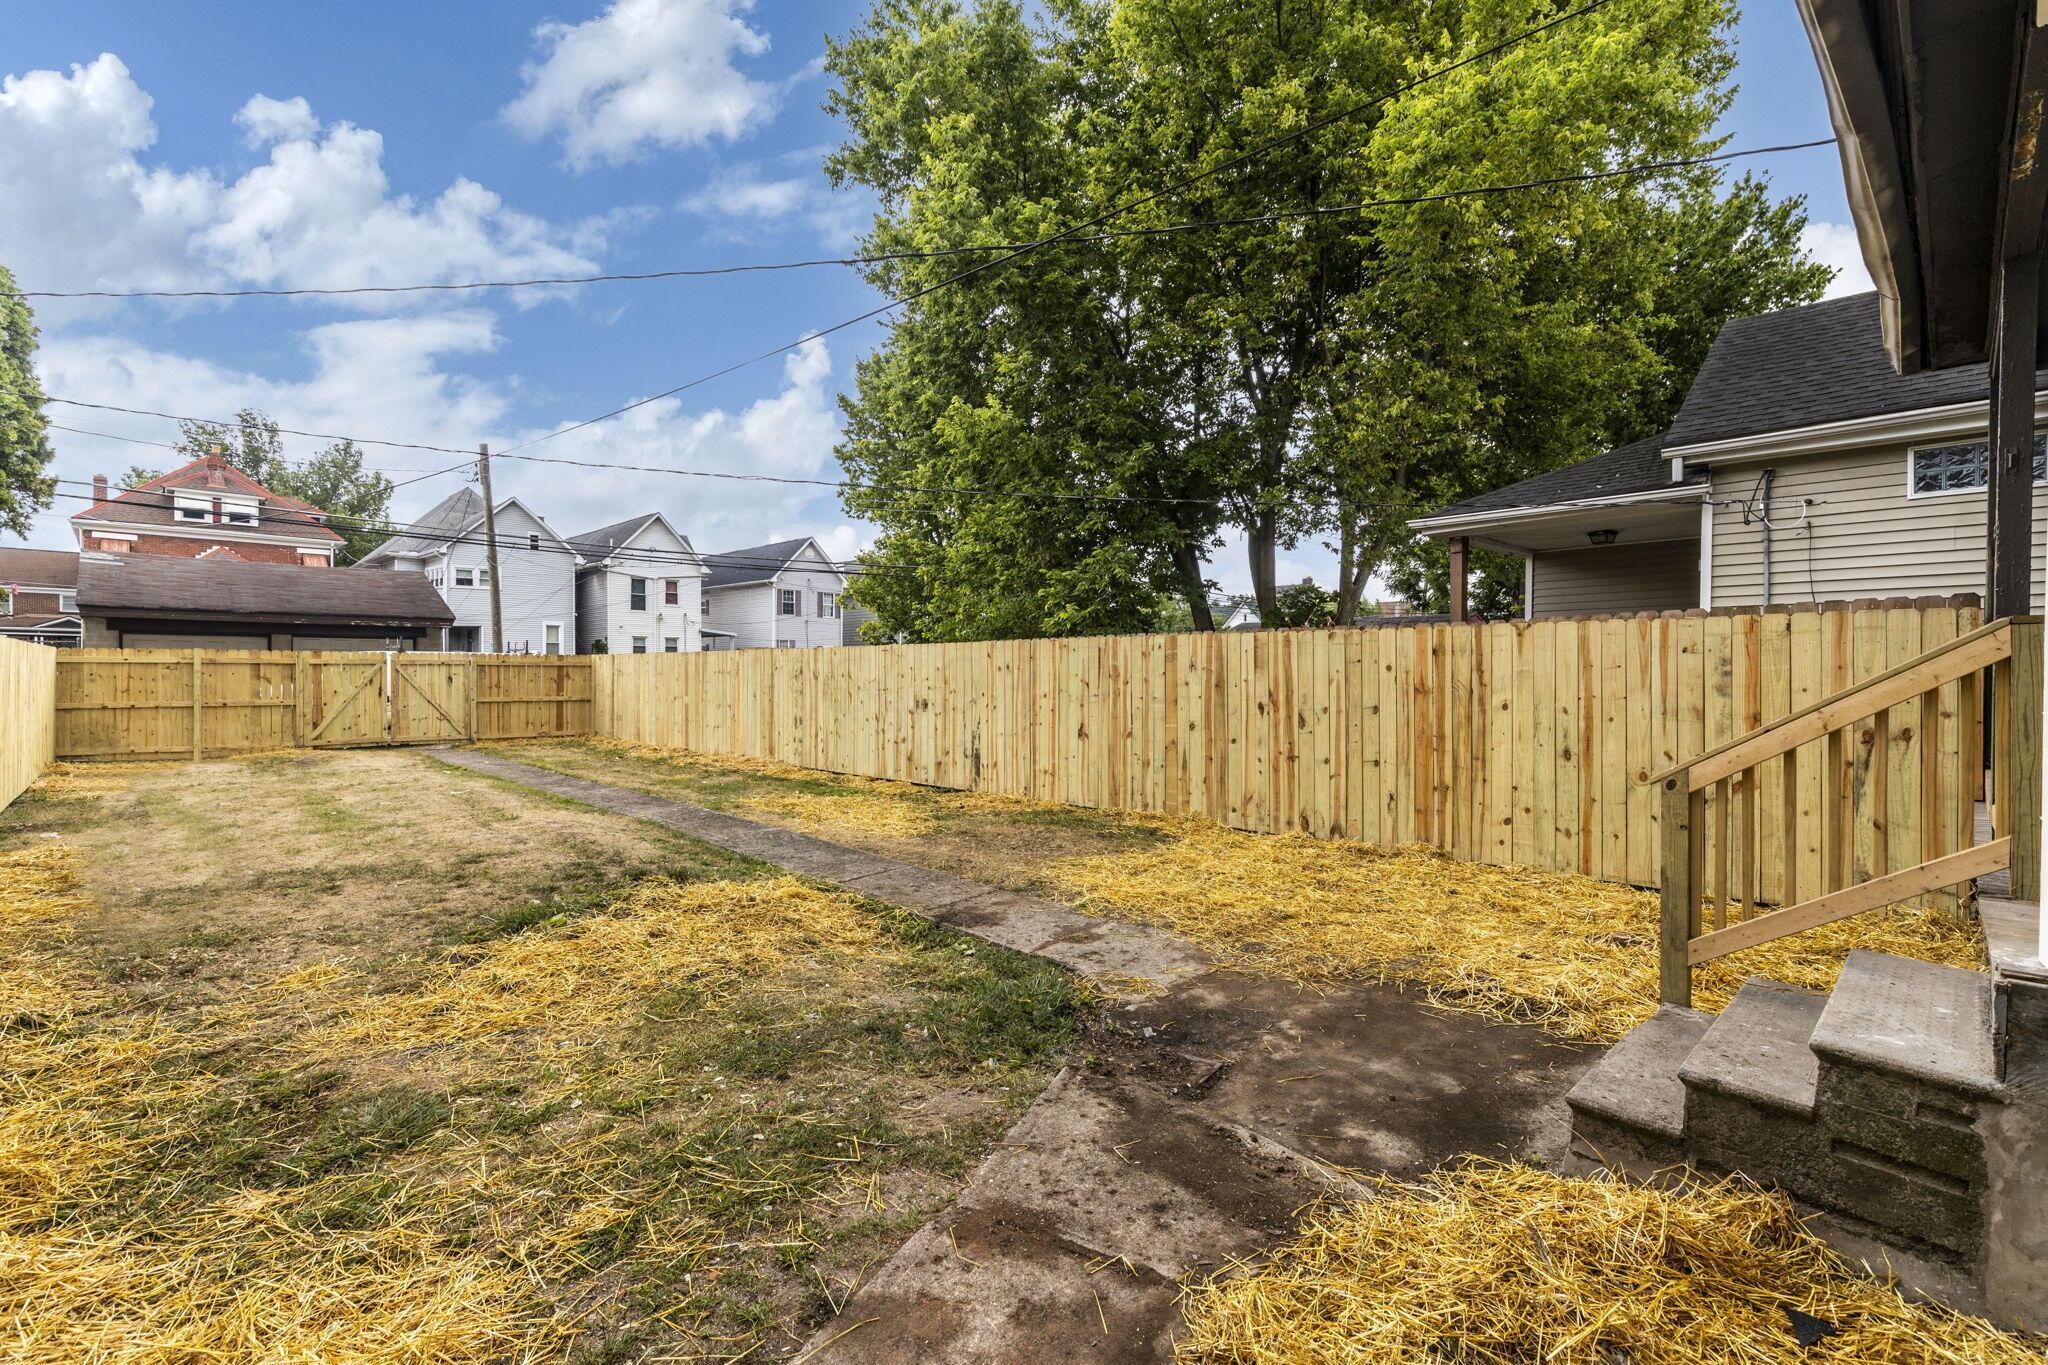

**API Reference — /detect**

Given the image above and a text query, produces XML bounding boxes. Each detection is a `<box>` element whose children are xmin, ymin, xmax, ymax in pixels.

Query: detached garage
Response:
<box><xmin>77</xmin><ymin>552</ymin><xmax>453</xmax><ymax>651</ymax></box>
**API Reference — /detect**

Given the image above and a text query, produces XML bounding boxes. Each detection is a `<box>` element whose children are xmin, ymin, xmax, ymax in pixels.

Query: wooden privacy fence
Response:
<box><xmin>596</xmin><ymin>599</ymin><xmax>2017</xmax><ymax>899</ymax></box>
<box><xmin>0</xmin><ymin>637</ymin><xmax>57</xmax><ymax>807</ymax></box>
<box><xmin>55</xmin><ymin>650</ymin><xmax>593</xmax><ymax>759</ymax></box>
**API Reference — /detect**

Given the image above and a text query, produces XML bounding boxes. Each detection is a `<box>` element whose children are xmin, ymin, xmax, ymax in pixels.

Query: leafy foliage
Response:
<box><xmin>0</xmin><ymin>264</ymin><xmax>55</xmax><ymax>538</ymax></box>
<box><xmin>825</xmin><ymin>0</ymin><xmax>1828</xmax><ymax>639</ymax></box>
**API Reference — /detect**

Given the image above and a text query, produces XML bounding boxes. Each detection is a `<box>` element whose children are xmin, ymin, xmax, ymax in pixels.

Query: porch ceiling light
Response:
<box><xmin>1587</xmin><ymin>529</ymin><xmax>1620</xmax><ymax>546</ymax></box>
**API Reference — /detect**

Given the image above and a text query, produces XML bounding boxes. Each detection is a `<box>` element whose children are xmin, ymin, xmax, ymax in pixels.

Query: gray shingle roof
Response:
<box><xmin>0</xmin><ymin>547</ymin><xmax>79</xmax><ymax>587</ymax></box>
<box><xmin>702</xmin><ymin>537</ymin><xmax>818</xmax><ymax>590</ymax></box>
<box><xmin>77</xmin><ymin>554</ymin><xmax>453</xmax><ymax>626</ymax></box>
<box><xmin>359</xmin><ymin>488</ymin><xmax>482</xmax><ymax>563</ymax></box>
<box><xmin>570</xmin><ymin>514</ymin><xmax>660</xmax><ymax>560</ymax></box>
<box><xmin>1665</xmin><ymin>291</ymin><xmax>2048</xmax><ymax>450</ymax></box>
<box><xmin>1419</xmin><ymin>433</ymin><xmax>1689</xmax><ymax>522</ymax></box>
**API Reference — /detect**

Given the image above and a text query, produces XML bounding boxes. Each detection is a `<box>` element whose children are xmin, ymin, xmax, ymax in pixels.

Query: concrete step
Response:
<box><xmin>1809</xmin><ymin>949</ymin><xmax>1997</xmax><ymax>1098</ymax></box>
<box><xmin>1804</xmin><ymin>951</ymin><xmax>1999</xmax><ymax>1257</ymax></box>
<box><xmin>1679</xmin><ymin>980</ymin><xmax>1827</xmax><ymax>1190</ymax></box>
<box><xmin>1564</xmin><ymin>1005</ymin><xmax>1709</xmax><ymax>1178</ymax></box>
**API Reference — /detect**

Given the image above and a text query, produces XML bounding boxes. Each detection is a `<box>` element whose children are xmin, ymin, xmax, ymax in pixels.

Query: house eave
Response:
<box><xmin>1665</xmin><ymin>392</ymin><xmax>2048</xmax><ymax>466</ymax></box>
<box><xmin>1409</xmin><ymin>485</ymin><xmax>1708</xmax><ymax>538</ymax></box>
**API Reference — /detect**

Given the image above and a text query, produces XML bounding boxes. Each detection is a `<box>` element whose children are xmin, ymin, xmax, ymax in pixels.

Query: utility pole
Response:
<box><xmin>477</xmin><ymin>443</ymin><xmax>504</xmax><ymax>653</ymax></box>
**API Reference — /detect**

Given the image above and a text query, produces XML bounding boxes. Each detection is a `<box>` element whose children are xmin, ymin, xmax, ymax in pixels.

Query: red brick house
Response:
<box><xmin>71</xmin><ymin>452</ymin><xmax>345</xmax><ymax>566</ymax></box>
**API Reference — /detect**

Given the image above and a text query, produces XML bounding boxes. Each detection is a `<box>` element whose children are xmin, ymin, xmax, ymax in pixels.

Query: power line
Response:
<box><xmin>499</xmin><ymin>0</ymin><xmax>1625</xmax><ymax>457</ymax></box>
<box><xmin>41</xmin><ymin>398</ymin><xmax>477</xmax><ymax>456</ymax></box>
<box><xmin>45</xmin><ymin>421</ymin><xmax>458</xmax><ymax>477</ymax></box>
<box><xmin>4</xmin><ymin>137</ymin><xmax>1833</xmax><ymax>302</ymax></box>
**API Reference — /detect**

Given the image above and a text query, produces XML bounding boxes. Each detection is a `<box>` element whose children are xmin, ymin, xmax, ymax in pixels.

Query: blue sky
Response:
<box><xmin>3</xmin><ymin>0</ymin><xmax>1869</xmax><ymax>593</ymax></box>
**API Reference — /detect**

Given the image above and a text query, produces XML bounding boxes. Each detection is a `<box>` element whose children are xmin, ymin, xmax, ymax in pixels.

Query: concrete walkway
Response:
<box><xmin>433</xmin><ymin>747</ymin><xmax>1591</xmax><ymax>1362</ymax></box>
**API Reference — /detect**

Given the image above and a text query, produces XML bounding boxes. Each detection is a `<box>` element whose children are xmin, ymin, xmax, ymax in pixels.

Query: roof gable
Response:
<box><xmin>702</xmin><ymin>536</ymin><xmax>837</xmax><ymax>590</ymax></box>
<box><xmin>73</xmin><ymin>454</ymin><xmax>344</xmax><ymax>543</ymax></box>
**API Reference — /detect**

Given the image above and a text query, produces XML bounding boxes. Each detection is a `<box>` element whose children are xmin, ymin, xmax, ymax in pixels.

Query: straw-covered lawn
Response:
<box><xmin>1174</xmin><ymin>1163</ymin><xmax>2043</xmax><ymax>1364</ymax></box>
<box><xmin>488</xmin><ymin>739</ymin><xmax>1986</xmax><ymax>1043</ymax></box>
<box><xmin>0</xmin><ymin>754</ymin><xmax>1085</xmax><ymax>1363</ymax></box>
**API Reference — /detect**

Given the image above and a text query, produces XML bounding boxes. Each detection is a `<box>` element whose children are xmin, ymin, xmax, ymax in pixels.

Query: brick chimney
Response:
<box><xmin>93</xmin><ymin>474</ymin><xmax>108</xmax><ymax>502</ymax></box>
<box><xmin>204</xmin><ymin>443</ymin><xmax>228</xmax><ymax>488</ymax></box>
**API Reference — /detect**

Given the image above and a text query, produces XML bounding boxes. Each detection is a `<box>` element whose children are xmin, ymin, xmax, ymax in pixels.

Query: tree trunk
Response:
<box><xmin>1246</xmin><ymin>510</ymin><xmax>1279</xmax><ymax>618</ymax></box>
<box><xmin>1170</xmin><ymin>542</ymin><xmax>1216</xmax><ymax>630</ymax></box>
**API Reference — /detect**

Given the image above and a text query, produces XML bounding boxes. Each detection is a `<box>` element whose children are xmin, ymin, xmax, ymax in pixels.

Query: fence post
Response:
<box><xmin>2012</xmin><ymin>620</ymin><xmax>2042</xmax><ymax>900</ymax></box>
<box><xmin>1660</xmin><ymin>772</ymin><xmax>1694</xmax><ymax>1006</ymax></box>
<box><xmin>190</xmin><ymin>649</ymin><xmax>204</xmax><ymax>761</ymax></box>
<box><xmin>467</xmin><ymin>656</ymin><xmax>479</xmax><ymax>742</ymax></box>
<box><xmin>293</xmin><ymin>655</ymin><xmax>308</xmax><ymax>749</ymax></box>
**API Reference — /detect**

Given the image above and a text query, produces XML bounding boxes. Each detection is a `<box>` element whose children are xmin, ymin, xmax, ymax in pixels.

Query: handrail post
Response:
<box><xmin>1660</xmin><ymin>772</ymin><xmax>1695</xmax><ymax>1006</ymax></box>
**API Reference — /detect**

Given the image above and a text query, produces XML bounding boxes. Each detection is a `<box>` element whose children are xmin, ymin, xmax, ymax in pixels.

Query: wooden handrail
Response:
<box><xmin>1643</xmin><ymin>616</ymin><xmax>2027</xmax><ymax>791</ymax></box>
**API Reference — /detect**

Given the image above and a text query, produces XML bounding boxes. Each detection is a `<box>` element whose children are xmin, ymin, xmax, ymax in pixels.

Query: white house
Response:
<box><xmin>357</xmin><ymin>488</ymin><xmax>577</xmax><ymax>654</ymax></box>
<box><xmin>571</xmin><ymin>513</ymin><xmax>707</xmax><ymax>654</ymax></box>
<box><xmin>700</xmin><ymin>537</ymin><xmax>850</xmax><ymax>649</ymax></box>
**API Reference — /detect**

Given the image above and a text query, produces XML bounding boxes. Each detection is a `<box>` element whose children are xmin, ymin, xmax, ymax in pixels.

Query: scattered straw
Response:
<box><xmin>27</xmin><ymin>762</ymin><xmax>158</xmax><ymax>801</ymax></box>
<box><xmin>314</xmin><ymin>875</ymin><xmax>886</xmax><ymax>1055</ymax></box>
<box><xmin>1174</xmin><ymin>1162</ymin><xmax>2042</xmax><ymax>1364</ymax></box>
<box><xmin>1044</xmin><ymin>822</ymin><xmax>1984</xmax><ymax>1043</ymax></box>
<box><xmin>739</xmin><ymin>791</ymin><xmax>941</xmax><ymax>839</ymax></box>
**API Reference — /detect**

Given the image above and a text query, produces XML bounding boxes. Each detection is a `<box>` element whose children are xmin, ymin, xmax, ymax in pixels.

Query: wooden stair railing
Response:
<box><xmin>1650</xmin><ymin>616</ymin><xmax>2041</xmax><ymax>1007</ymax></box>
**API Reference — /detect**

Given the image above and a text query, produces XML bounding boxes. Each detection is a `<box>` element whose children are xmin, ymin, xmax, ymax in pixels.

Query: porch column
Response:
<box><xmin>1988</xmin><ymin>4</ymin><xmax>2048</xmax><ymax>620</ymax></box>
<box><xmin>1448</xmin><ymin>536</ymin><xmax>1469</xmax><ymax>624</ymax></box>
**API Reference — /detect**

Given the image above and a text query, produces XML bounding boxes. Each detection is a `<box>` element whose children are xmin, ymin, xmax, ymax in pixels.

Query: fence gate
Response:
<box><xmin>299</xmin><ymin>654</ymin><xmax>472</xmax><ymax>747</ymax></box>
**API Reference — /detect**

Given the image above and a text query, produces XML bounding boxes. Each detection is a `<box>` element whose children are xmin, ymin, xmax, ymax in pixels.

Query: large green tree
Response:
<box><xmin>0</xmin><ymin>265</ymin><xmax>55</xmax><ymax>538</ymax></box>
<box><xmin>163</xmin><ymin>410</ymin><xmax>395</xmax><ymax>565</ymax></box>
<box><xmin>826</xmin><ymin>0</ymin><xmax>1827</xmax><ymax>640</ymax></box>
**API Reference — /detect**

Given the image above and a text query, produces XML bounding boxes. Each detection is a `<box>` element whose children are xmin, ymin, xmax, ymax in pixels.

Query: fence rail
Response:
<box><xmin>595</xmin><ymin>599</ymin><xmax>2022</xmax><ymax>898</ymax></box>
<box><xmin>54</xmin><ymin>649</ymin><xmax>592</xmax><ymax>759</ymax></box>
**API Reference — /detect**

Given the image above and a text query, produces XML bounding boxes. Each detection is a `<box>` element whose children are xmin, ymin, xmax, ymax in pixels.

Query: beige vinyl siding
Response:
<box><xmin>1707</xmin><ymin>443</ymin><xmax>2047</xmax><ymax>609</ymax></box>
<box><xmin>1528</xmin><ymin>539</ymin><xmax>1699</xmax><ymax>617</ymax></box>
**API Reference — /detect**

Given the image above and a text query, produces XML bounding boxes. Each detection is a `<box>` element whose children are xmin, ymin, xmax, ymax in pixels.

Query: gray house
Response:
<box><xmin>701</xmin><ymin>537</ymin><xmax>851</xmax><ymax>649</ymax></box>
<box><xmin>357</xmin><ymin>488</ymin><xmax>578</xmax><ymax>653</ymax></box>
<box><xmin>571</xmin><ymin>513</ymin><xmax>706</xmax><ymax>654</ymax></box>
<box><xmin>1411</xmin><ymin>292</ymin><xmax>2046</xmax><ymax>617</ymax></box>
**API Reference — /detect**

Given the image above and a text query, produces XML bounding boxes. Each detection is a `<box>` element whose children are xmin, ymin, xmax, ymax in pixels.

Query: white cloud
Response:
<box><xmin>235</xmin><ymin>93</ymin><xmax>317</xmax><ymax>147</ymax></box>
<box><xmin>680</xmin><ymin>163</ymin><xmax>868</xmax><ymax>245</ymax></box>
<box><xmin>504</xmin><ymin>0</ymin><xmax>779</xmax><ymax>169</ymax></box>
<box><xmin>27</xmin><ymin>329</ymin><xmax>861</xmax><ymax>562</ymax></box>
<box><xmin>0</xmin><ymin>55</ymin><xmax>600</xmax><ymax>315</ymax></box>
<box><xmin>1800</xmin><ymin>221</ymin><xmax>1875</xmax><ymax>299</ymax></box>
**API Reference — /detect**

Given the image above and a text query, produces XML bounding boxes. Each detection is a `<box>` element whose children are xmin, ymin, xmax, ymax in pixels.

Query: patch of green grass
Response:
<box><xmin>293</xmin><ymin>1083</ymin><xmax>453</xmax><ymax>1176</ymax></box>
<box><xmin>295</xmin><ymin>790</ymin><xmax>368</xmax><ymax>834</ymax></box>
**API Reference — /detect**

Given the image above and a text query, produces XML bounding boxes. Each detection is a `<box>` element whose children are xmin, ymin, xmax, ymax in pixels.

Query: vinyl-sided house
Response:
<box><xmin>0</xmin><ymin>547</ymin><xmax>81</xmax><ymax>646</ymax></box>
<box><xmin>72</xmin><ymin>452</ymin><xmax>345</xmax><ymax>566</ymax></box>
<box><xmin>1411</xmin><ymin>292</ymin><xmax>2046</xmax><ymax>616</ymax></box>
<box><xmin>700</xmin><ymin>538</ymin><xmax>850</xmax><ymax>649</ymax></box>
<box><xmin>357</xmin><ymin>489</ymin><xmax>577</xmax><ymax>654</ymax></box>
<box><xmin>571</xmin><ymin>513</ymin><xmax>707</xmax><ymax>654</ymax></box>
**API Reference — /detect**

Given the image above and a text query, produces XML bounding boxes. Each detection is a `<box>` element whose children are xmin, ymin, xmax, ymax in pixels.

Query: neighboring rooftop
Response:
<box><xmin>1664</xmin><ymin>291</ymin><xmax>2048</xmax><ymax>450</ymax></box>
<box><xmin>77</xmin><ymin>553</ymin><xmax>453</xmax><ymax>626</ymax></box>
<box><xmin>0</xmin><ymin>547</ymin><xmax>80</xmax><ymax>587</ymax></box>
<box><xmin>571</xmin><ymin>514</ymin><xmax>663</xmax><ymax>560</ymax></box>
<box><xmin>1417</xmin><ymin>433</ymin><xmax>1687</xmax><ymax>524</ymax></box>
<box><xmin>703</xmin><ymin>537</ymin><xmax>825</xmax><ymax>590</ymax></box>
<box><xmin>72</xmin><ymin>454</ymin><xmax>344</xmax><ymax>543</ymax></box>
<box><xmin>357</xmin><ymin>488</ymin><xmax>483</xmax><ymax>563</ymax></box>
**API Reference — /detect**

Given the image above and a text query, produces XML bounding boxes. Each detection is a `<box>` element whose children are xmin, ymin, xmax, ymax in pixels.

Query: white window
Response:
<box><xmin>1909</xmin><ymin>436</ymin><xmax>2048</xmax><ymax>495</ymax></box>
<box><xmin>177</xmin><ymin>505</ymin><xmax>209</xmax><ymax>522</ymax></box>
<box><xmin>778</xmin><ymin>588</ymin><xmax>799</xmax><ymax>615</ymax></box>
<box><xmin>702</xmin><ymin>596</ymin><xmax>712</xmax><ymax>617</ymax></box>
<box><xmin>0</xmin><ymin>587</ymin><xmax>11</xmax><ymax>615</ymax></box>
<box><xmin>528</xmin><ymin>533</ymin><xmax>540</xmax><ymax>551</ymax></box>
<box><xmin>777</xmin><ymin>640</ymin><xmax>799</xmax><ymax>648</ymax></box>
<box><xmin>543</xmin><ymin>623</ymin><xmax>562</xmax><ymax>656</ymax></box>
<box><xmin>664</xmin><ymin>579</ymin><xmax>679</xmax><ymax>606</ymax></box>
<box><xmin>663</xmin><ymin>636</ymin><xmax>680</xmax><ymax>653</ymax></box>
<box><xmin>454</xmin><ymin>567</ymin><xmax>475</xmax><ymax>587</ymax></box>
<box><xmin>629</xmin><ymin>578</ymin><xmax>648</xmax><ymax>611</ymax></box>
<box><xmin>631</xmin><ymin>636</ymin><xmax>648</xmax><ymax>654</ymax></box>
<box><xmin>817</xmin><ymin>591</ymin><xmax>839</xmax><ymax>619</ymax></box>
<box><xmin>222</xmin><ymin>507</ymin><xmax>256</xmax><ymax>526</ymax></box>
<box><xmin>58</xmin><ymin>591</ymin><xmax>75</xmax><ymax>612</ymax></box>
<box><xmin>478</xmin><ymin>567</ymin><xmax>492</xmax><ymax>586</ymax></box>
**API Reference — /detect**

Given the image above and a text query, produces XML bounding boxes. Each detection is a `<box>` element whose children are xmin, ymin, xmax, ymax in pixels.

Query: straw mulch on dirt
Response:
<box><xmin>1174</xmin><ymin>1162</ymin><xmax>2042</xmax><ymax>1364</ymax></box>
<box><xmin>1044</xmin><ymin>822</ymin><xmax>1985</xmax><ymax>1043</ymax></box>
